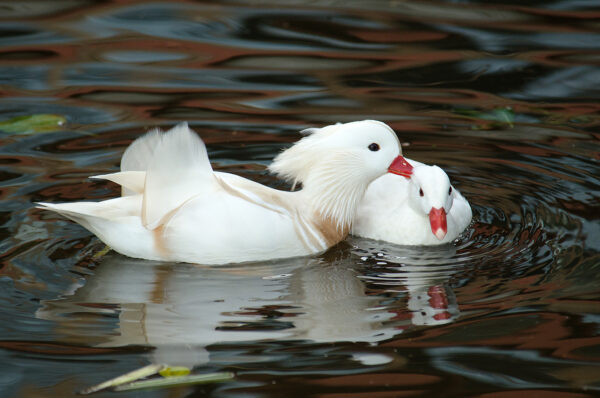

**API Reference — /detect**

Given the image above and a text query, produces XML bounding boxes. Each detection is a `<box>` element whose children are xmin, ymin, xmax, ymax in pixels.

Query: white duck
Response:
<box><xmin>353</xmin><ymin>158</ymin><xmax>472</xmax><ymax>245</ymax></box>
<box><xmin>271</xmin><ymin>150</ymin><xmax>471</xmax><ymax>246</ymax></box>
<box><xmin>38</xmin><ymin>120</ymin><xmax>405</xmax><ymax>265</ymax></box>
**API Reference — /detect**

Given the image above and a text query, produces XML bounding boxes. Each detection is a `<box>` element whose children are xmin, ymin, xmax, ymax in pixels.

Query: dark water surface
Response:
<box><xmin>1</xmin><ymin>1</ymin><xmax>599</xmax><ymax>397</ymax></box>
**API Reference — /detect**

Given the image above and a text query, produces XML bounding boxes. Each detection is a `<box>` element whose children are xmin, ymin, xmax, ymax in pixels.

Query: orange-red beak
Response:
<box><xmin>429</xmin><ymin>207</ymin><xmax>447</xmax><ymax>240</ymax></box>
<box><xmin>388</xmin><ymin>155</ymin><xmax>413</xmax><ymax>178</ymax></box>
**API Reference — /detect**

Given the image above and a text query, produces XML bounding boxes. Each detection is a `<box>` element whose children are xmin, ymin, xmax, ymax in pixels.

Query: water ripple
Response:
<box><xmin>0</xmin><ymin>1</ymin><xmax>599</xmax><ymax>396</ymax></box>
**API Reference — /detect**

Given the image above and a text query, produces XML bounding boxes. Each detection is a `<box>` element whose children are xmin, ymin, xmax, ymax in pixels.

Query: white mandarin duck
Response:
<box><xmin>352</xmin><ymin>158</ymin><xmax>472</xmax><ymax>245</ymax></box>
<box><xmin>38</xmin><ymin>120</ymin><xmax>406</xmax><ymax>265</ymax></box>
<box><xmin>271</xmin><ymin>148</ymin><xmax>471</xmax><ymax>246</ymax></box>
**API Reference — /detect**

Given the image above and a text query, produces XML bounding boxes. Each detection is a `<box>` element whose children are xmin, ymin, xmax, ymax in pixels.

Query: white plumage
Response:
<box><xmin>271</xmin><ymin>150</ymin><xmax>472</xmax><ymax>245</ymax></box>
<box><xmin>352</xmin><ymin>158</ymin><xmax>472</xmax><ymax>245</ymax></box>
<box><xmin>38</xmin><ymin>120</ymin><xmax>404</xmax><ymax>264</ymax></box>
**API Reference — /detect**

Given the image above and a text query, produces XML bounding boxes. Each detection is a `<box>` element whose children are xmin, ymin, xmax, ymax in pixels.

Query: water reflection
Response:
<box><xmin>36</xmin><ymin>253</ymin><xmax>380</xmax><ymax>367</ymax></box>
<box><xmin>352</xmin><ymin>239</ymin><xmax>461</xmax><ymax>327</ymax></box>
<box><xmin>1</xmin><ymin>0</ymin><xmax>598</xmax><ymax>129</ymax></box>
<box><xmin>36</xmin><ymin>245</ymin><xmax>463</xmax><ymax>368</ymax></box>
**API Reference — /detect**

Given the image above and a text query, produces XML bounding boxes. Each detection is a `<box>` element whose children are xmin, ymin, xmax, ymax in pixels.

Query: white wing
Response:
<box><xmin>139</xmin><ymin>123</ymin><xmax>216</xmax><ymax>230</ymax></box>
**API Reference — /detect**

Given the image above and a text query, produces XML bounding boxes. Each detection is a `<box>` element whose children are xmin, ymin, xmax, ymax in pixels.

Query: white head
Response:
<box><xmin>387</xmin><ymin>158</ymin><xmax>455</xmax><ymax>240</ymax></box>
<box><xmin>270</xmin><ymin>120</ymin><xmax>404</xmax><ymax>229</ymax></box>
<box><xmin>407</xmin><ymin>165</ymin><xmax>455</xmax><ymax>240</ymax></box>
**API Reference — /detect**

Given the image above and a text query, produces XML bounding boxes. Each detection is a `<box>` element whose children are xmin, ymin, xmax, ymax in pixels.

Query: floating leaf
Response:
<box><xmin>91</xmin><ymin>245</ymin><xmax>112</xmax><ymax>261</ymax></box>
<box><xmin>0</xmin><ymin>114</ymin><xmax>67</xmax><ymax>134</ymax></box>
<box><xmin>454</xmin><ymin>107</ymin><xmax>515</xmax><ymax>129</ymax></box>
<box><xmin>159</xmin><ymin>366</ymin><xmax>191</xmax><ymax>377</ymax></box>
<box><xmin>113</xmin><ymin>372</ymin><xmax>235</xmax><ymax>392</ymax></box>
<box><xmin>78</xmin><ymin>364</ymin><xmax>164</xmax><ymax>395</ymax></box>
<box><xmin>488</xmin><ymin>108</ymin><xmax>515</xmax><ymax>127</ymax></box>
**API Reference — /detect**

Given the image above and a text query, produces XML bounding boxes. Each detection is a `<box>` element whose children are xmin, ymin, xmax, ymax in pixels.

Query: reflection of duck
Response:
<box><xmin>38</xmin><ymin>121</ymin><xmax>404</xmax><ymax>264</ymax></box>
<box><xmin>286</xmin><ymin>259</ymin><xmax>397</xmax><ymax>343</ymax></box>
<box><xmin>37</xmin><ymin>242</ymin><xmax>461</xmax><ymax>370</ymax></box>
<box><xmin>350</xmin><ymin>239</ymin><xmax>460</xmax><ymax>328</ymax></box>
<box><xmin>404</xmin><ymin>277</ymin><xmax>458</xmax><ymax>327</ymax></box>
<box><xmin>36</xmin><ymin>252</ymin><xmax>399</xmax><ymax>367</ymax></box>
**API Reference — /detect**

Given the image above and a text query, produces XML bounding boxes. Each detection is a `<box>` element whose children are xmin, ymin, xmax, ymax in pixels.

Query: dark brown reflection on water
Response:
<box><xmin>0</xmin><ymin>1</ymin><xmax>599</xmax><ymax>397</ymax></box>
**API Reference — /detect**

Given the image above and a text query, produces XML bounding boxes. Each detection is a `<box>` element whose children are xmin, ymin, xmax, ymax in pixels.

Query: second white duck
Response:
<box><xmin>38</xmin><ymin>120</ymin><xmax>405</xmax><ymax>264</ymax></box>
<box><xmin>353</xmin><ymin>158</ymin><xmax>472</xmax><ymax>245</ymax></box>
<box><xmin>351</xmin><ymin>158</ymin><xmax>472</xmax><ymax>245</ymax></box>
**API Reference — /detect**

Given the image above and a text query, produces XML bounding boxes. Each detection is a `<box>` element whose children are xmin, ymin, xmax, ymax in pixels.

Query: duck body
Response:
<box><xmin>47</xmin><ymin>180</ymin><xmax>312</xmax><ymax>264</ymax></box>
<box><xmin>39</xmin><ymin>121</ymin><xmax>403</xmax><ymax>264</ymax></box>
<box><xmin>353</xmin><ymin>159</ymin><xmax>472</xmax><ymax>245</ymax></box>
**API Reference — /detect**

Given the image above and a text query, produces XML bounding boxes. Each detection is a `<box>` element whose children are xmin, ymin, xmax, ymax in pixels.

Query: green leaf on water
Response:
<box><xmin>159</xmin><ymin>366</ymin><xmax>191</xmax><ymax>377</ymax></box>
<box><xmin>454</xmin><ymin>107</ymin><xmax>515</xmax><ymax>129</ymax></box>
<box><xmin>0</xmin><ymin>114</ymin><xmax>67</xmax><ymax>134</ymax></box>
<box><xmin>113</xmin><ymin>372</ymin><xmax>235</xmax><ymax>392</ymax></box>
<box><xmin>488</xmin><ymin>108</ymin><xmax>515</xmax><ymax>127</ymax></box>
<box><xmin>91</xmin><ymin>245</ymin><xmax>112</xmax><ymax>261</ymax></box>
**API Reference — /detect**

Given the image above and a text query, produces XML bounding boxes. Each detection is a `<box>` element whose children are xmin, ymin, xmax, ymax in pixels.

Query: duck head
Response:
<box><xmin>410</xmin><ymin>165</ymin><xmax>455</xmax><ymax>240</ymax></box>
<box><xmin>271</xmin><ymin>120</ymin><xmax>402</xmax><ymax>185</ymax></box>
<box><xmin>270</xmin><ymin>120</ymin><xmax>403</xmax><ymax>229</ymax></box>
<box><xmin>390</xmin><ymin>160</ymin><xmax>455</xmax><ymax>240</ymax></box>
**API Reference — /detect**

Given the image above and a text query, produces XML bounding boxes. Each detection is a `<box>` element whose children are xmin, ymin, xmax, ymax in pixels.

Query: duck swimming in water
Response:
<box><xmin>38</xmin><ymin>120</ymin><xmax>406</xmax><ymax>264</ymax></box>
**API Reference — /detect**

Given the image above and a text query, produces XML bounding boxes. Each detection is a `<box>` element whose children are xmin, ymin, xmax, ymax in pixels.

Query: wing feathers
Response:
<box><xmin>121</xmin><ymin>127</ymin><xmax>162</xmax><ymax>173</ymax></box>
<box><xmin>141</xmin><ymin>123</ymin><xmax>215</xmax><ymax>230</ymax></box>
<box><xmin>91</xmin><ymin>171</ymin><xmax>145</xmax><ymax>196</ymax></box>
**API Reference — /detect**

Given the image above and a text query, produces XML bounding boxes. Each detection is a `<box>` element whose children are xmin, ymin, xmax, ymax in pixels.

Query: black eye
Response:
<box><xmin>368</xmin><ymin>143</ymin><xmax>380</xmax><ymax>151</ymax></box>
<box><xmin>419</xmin><ymin>188</ymin><xmax>424</xmax><ymax>197</ymax></box>
<box><xmin>448</xmin><ymin>186</ymin><xmax>452</xmax><ymax>195</ymax></box>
